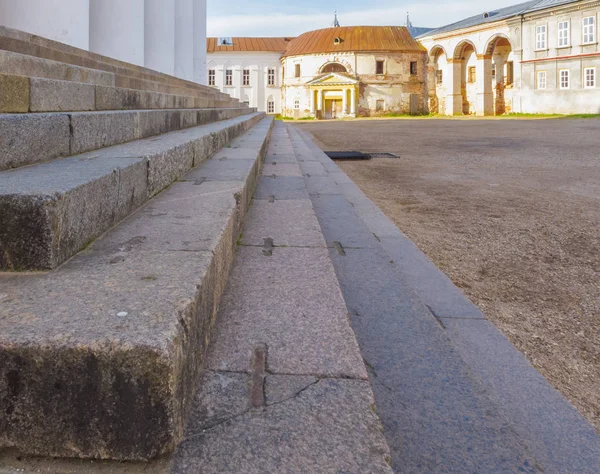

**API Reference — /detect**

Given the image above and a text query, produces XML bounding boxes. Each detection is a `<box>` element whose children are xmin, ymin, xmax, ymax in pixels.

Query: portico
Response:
<box><xmin>307</xmin><ymin>73</ymin><xmax>358</xmax><ymax>119</ymax></box>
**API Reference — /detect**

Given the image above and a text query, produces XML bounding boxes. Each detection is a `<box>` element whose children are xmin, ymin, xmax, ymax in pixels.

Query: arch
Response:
<box><xmin>453</xmin><ymin>40</ymin><xmax>477</xmax><ymax>59</ymax></box>
<box><xmin>429</xmin><ymin>44</ymin><xmax>448</xmax><ymax>60</ymax></box>
<box><xmin>320</xmin><ymin>62</ymin><xmax>347</xmax><ymax>73</ymax></box>
<box><xmin>207</xmin><ymin>60</ymin><xmax>216</xmax><ymax>69</ymax></box>
<box><xmin>484</xmin><ymin>34</ymin><xmax>513</xmax><ymax>56</ymax></box>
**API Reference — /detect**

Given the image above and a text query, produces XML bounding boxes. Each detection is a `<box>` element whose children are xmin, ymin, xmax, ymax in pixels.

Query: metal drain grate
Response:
<box><xmin>368</xmin><ymin>152</ymin><xmax>400</xmax><ymax>159</ymax></box>
<box><xmin>325</xmin><ymin>151</ymin><xmax>371</xmax><ymax>160</ymax></box>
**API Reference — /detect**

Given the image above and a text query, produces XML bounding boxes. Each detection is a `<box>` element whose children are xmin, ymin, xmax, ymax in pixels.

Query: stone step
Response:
<box><xmin>0</xmin><ymin>73</ymin><xmax>239</xmax><ymax>114</ymax></box>
<box><xmin>0</xmin><ymin>107</ymin><xmax>255</xmax><ymax>171</ymax></box>
<box><xmin>0</xmin><ymin>26</ymin><xmax>230</xmax><ymax>101</ymax></box>
<box><xmin>0</xmin><ymin>49</ymin><xmax>233</xmax><ymax>104</ymax></box>
<box><xmin>0</xmin><ymin>116</ymin><xmax>274</xmax><ymax>462</ymax></box>
<box><xmin>0</xmin><ymin>112</ymin><xmax>265</xmax><ymax>271</ymax></box>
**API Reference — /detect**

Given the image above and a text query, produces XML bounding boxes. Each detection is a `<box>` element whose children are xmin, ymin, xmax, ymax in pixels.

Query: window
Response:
<box><xmin>584</xmin><ymin>67</ymin><xmax>596</xmax><ymax>88</ymax></box>
<box><xmin>242</xmin><ymin>69</ymin><xmax>250</xmax><ymax>86</ymax></box>
<box><xmin>295</xmin><ymin>64</ymin><xmax>301</xmax><ymax>78</ymax></box>
<box><xmin>536</xmin><ymin>25</ymin><xmax>547</xmax><ymax>50</ymax></box>
<box><xmin>294</xmin><ymin>99</ymin><xmax>300</xmax><ymax>110</ymax></box>
<box><xmin>322</xmin><ymin>62</ymin><xmax>347</xmax><ymax>73</ymax></box>
<box><xmin>436</xmin><ymin>69</ymin><xmax>443</xmax><ymax>84</ymax></box>
<box><xmin>583</xmin><ymin>16</ymin><xmax>596</xmax><ymax>44</ymax></box>
<box><xmin>208</xmin><ymin>69</ymin><xmax>215</xmax><ymax>86</ymax></box>
<box><xmin>242</xmin><ymin>101</ymin><xmax>250</xmax><ymax>106</ymax></box>
<box><xmin>410</xmin><ymin>61</ymin><xmax>418</xmax><ymax>75</ymax></box>
<box><xmin>559</xmin><ymin>69</ymin><xmax>570</xmax><ymax>89</ymax></box>
<box><xmin>468</xmin><ymin>66</ymin><xmax>476</xmax><ymax>83</ymax></box>
<box><xmin>558</xmin><ymin>21</ymin><xmax>570</xmax><ymax>47</ymax></box>
<box><xmin>506</xmin><ymin>61</ymin><xmax>514</xmax><ymax>85</ymax></box>
<box><xmin>268</xmin><ymin>68</ymin><xmax>276</xmax><ymax>86</ymax></box>
<box><xmin>267</xmin><ymin>100</ymin><xmax>275</xmax><ymax>114</ymax></box>
<box><xmin>376</xmin><ymin>100</ymin><xmax>385</xmax><ymax>112</ymax></box>
<box><xmin>225</xmin><ymin>69</ymin><xmax>233</xmax><ymax>86</ymax></box>
<box><xmin>537</xmin><ymin>71</ymin><xmax>547</xmax><ymax>89</ymax></box>
<box><xmin>376</xmin><ymin>60</ymin><xmax>384</xmax><ymax>75</ymax></box>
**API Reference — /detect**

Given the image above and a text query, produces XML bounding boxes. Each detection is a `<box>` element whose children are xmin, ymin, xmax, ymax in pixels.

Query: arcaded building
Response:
<box><xmin>419</xmin><ymin>0</ymin><xmax>600</xmax><ymax>115</ymax></box>
<box><xmin>280</xmin><ymin>26</ymin><xmax>428</xmax><ymax>118</ymax></box>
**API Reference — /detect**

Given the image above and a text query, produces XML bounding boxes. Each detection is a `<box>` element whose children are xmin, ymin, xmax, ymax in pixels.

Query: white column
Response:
<box><xmin>0</xmin><ymin>0</ymin><xmax>89</xmax><ymax>50</ymax></box>
<box><xmin>445</xmin><ymin>59</ymin><xmax>463</xmax><ymax>115</ymax></box>
<box><xmin>175</xmin><ymin>0</ymin><xmax>194</xmax><ymax>80</ymax></box>
<box><xmin>145</xmin><ymin>0</ymin><xmax>175</xmax><ymax>75</ymax></box>
<box><xmin>89</xmin><ymin>0</ymin><xmax>144</xmax><ymax>66</ymax></box>
<box><xmin>317</xmin><ymin>90</ymin><xmax>323</xmax><ymax>111</ymax></box>
<box><xmin>475</xmin><ymin>55</ymin><xmax>494</xmax><ymax>116</ymax></box>
<box><xmin>350</xmin><ymin>88</ymin><xmax>356</xmax><ymax>115</ymax></box>
<box><xmin>342</xmin><ymin>89</ymin><xmax>348</xmax><ymax>115</ymax></box>
<box><xmin>193</xmin><ymin>0</ymin><xmax>207</xmax><ymax>84</ymax></box>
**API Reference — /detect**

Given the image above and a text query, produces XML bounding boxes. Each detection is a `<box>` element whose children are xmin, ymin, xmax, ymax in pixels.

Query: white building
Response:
<box><xmin>206</xmin><ymin>37</ymin><xmax>291</xmax><ymax>113</ymax></box>
<box><xmin>207</xmin><ymin>27</ymin><xmax>428</xmax><ymax>118</ymax></box>
<box><xmin>0</xmin><ymin>0</ymin><xmax>208</xmax><ymax>83</ymax></box>
<box><xmin>418</xmin><ymin>0</ymin><xmax>600</xmax><ymax>115</ymax></box>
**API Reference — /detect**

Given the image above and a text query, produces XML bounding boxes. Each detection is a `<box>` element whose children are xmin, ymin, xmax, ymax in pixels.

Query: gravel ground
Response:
<box><xmin>297</xmin><ymin>117</ymin><xmax>600</xmax><ymax>432</ymax></box>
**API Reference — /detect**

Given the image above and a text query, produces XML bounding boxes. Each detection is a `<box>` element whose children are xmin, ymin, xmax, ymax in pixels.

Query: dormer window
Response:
<box><xmin>218</xmin><ymin>37</ymin><xmax>233</xmax><ymax>46</ymax></box>
<box><xmin>334</xmin><ymin>37</ymin><xmax>342</xmax><ymax>45</ymax></box>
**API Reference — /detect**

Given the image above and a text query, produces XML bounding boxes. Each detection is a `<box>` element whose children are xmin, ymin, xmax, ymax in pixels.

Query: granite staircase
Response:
<box><xmin>0</xmin><ymin>26</ymin><xmax>274</xmax><ymax>461</ymax></box>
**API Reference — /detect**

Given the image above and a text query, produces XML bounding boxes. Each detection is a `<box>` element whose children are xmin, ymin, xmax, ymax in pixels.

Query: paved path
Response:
<box><xmin>171</xmin><ymin>121</ymin><xmax>392</xmax><ymax>473</ymax></box>
<box><xmin>290</xmin><ymin>124</ymin><xmax>600</xmax><ymax>473</ymax></box>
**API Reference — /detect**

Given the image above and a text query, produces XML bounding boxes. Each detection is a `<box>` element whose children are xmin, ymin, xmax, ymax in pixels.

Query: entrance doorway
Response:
<box><xmin>324</xmin><ymin>99</ymin><xmax>342</xmax><ymax>119</ymax></box>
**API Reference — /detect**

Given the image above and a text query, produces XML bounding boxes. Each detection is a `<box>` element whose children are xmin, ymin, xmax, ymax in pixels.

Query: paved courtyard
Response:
<box><xmin>298</xmin><ymin>117</ymin><xmax>600</xmax><ymax>432</ymax></box>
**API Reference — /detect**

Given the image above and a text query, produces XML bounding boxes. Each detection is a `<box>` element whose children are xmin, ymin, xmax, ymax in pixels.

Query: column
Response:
<box><xmin>445</xmin><ymin>59</ymin><xmax>463</xmax><ymax>115</ymax></box>
<box><xmin>342</xmin><ymin>89</ymin><xmax>348</xmax><ymax>115</ymax></box>
<box><xmin>175</xmin><ymin>0</ymin><xmax>194</xmax><ymax>80</ymax></box>
<box><xmin>475</xmin><ymin>55</ymin><xmax>494</xmax><ymax>116</ymax></box>
<box><xmin>251</xmin><ymin>67</ymin><xmax>261</xmax><ymax>109</ymax></box>
<box><xmin>310</xmin><ymin>90</ymin><xmax>315</xmax><ymax>114</ymax></box>
<box><xmin>0</xmin><ymin>0</ymin><xmax>89</xmax><ymax>50</ymax></box>
<box><xmin>193</xmin><ymin>0</ymin><xmax>207</xmax><ymax>84</ymax></box>
<box><xmin>145</xmin><ymin>0</ymin><xmax>175</xmax><ymax>76</ymax></box>
<box><xmin>350</xmin><ymin>88</ymin><xmax>356</xmax><ymax>115</ymax></box>
<box><xmin>317</xmin><ymin>89</ymin><xmax>324</xmax><ymax>111</ymax></box>
<box><xmin>89</xmin><ymin>0</ymin><xmax>144</xmax><ymax>66</ymax></box>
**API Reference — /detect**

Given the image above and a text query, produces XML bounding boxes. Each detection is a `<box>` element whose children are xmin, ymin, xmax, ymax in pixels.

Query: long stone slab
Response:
<box><xmin>0</xmin><ymin>107</ymin><xmax>254</xmax><ymax>171</ymax></box>
<box><xmin>0</xmin><ymin>112</ymin><xmax>265</xmax><ymax>271</ymax></box>
<box><xmin>0</xmin><ymin>116</ymin><xmax>274</xmax><ymax>461</ymax></box>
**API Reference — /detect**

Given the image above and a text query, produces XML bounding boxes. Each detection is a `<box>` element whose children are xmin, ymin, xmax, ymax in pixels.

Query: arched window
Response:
<box><xmin>322</xmin><ymin>62</ymin><xmax>347</xmax><ymax>73</ymax></box>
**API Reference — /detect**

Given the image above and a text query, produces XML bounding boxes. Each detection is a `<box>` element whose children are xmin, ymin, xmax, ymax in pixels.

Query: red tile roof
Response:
<box><xmin>282</xmin><ymin>26</ymin><xmax>426</xmax><ymax>58</ymax></box>
<box><xmin>207</xmin><ymin>37</ymin><xmax>293</xmax><ymax>53</ymax></box>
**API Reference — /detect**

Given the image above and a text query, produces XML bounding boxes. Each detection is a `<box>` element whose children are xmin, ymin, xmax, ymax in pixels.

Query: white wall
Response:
<box><xmin>207</xmin><ymin>52</ymin><xmax>283</xmax><ymax>112</ymax></box>
<box><xmin>0</xmin><ymin>0</ymin><xmax>90</xmax><ymax>50</ymax></box>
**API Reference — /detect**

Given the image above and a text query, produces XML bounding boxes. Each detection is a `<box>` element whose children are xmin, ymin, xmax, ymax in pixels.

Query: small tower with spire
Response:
<box><xmin>406</xmin><ymin>12</ymin><xmax>413</xmax><ymax>29</ymax></box>
<box><xmin>332</xmin><ymin>11</ymin><xmax>340</xmax><ymax>28</ymax></box>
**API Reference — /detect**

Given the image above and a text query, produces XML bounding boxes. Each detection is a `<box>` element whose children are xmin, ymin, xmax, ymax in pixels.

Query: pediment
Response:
<box><xmin>306</xmin><ymin>72</ymin><xmax>359</xmax><ymax>86</ymax></box>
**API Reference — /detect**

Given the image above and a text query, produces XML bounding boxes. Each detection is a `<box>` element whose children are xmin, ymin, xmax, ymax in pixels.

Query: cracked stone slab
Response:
<box><xmin>173</xmin><ymin>377</ymin><xmax>393</xmax><ymax>474</ymax></box>
<box><xmin>207</xmin><ymin>246</ymin><xmax>367</xmax><ymax>379</ymax></box>
<box><xmin>240</xmin><ymin>199</ymin><xmax>326</xmax><ymax>247</ymax></box>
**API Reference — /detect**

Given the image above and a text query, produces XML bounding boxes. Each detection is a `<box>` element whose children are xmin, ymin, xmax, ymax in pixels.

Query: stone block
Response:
<box><xmin>0</xmin><ymin>73</ymin><xmax>29</xmax><ymax>112</ymax></box>
<box><xmin>207</xmin><ymin>247</ymin><xmax>367</xmax><ymax>379</ymax></box>
<box><xmin>0</xmin><ymin>156</ymin><xmax>148</xmax><ymax>271</ymax></box>
<box><xmin>70</xmin><ymin>110</ymin><xmax>137</xmax><ymax>155</ymax></box>
<box><xmin>173</xmin><ymin>376</ymin><xmax>392</xmax><ymax>473</ymax></box>
<box><xmin>254</xmin><ymin>176</ymin><xmax>309</xmax><ymax>200</ymax></box>
<box><xmin>29</xmin><ymin>78</ymin><xmax>95</xmax><ymax>112</ymax></box>
<box><xmin>0</xmin><ymin>50</ymin><xmax>115</xmax><ymax>86</ymax></box>
<box><xmin>0</xmin><ymin>113</ymin><xmax>70</xmax><ymax>171</ymax></box>
<box><xmin>241</xmin><ymin>199</ymin><xmax>326</xmax><ymax>248</ymax></box>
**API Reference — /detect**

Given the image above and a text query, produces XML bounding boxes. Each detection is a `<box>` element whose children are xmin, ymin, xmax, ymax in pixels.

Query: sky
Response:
<box><xmin>207</xmin><ymin>0</ymin><xmax>524</xmax><ymax>37</ymax></box>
